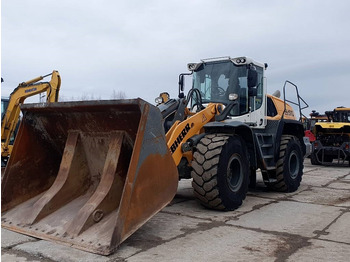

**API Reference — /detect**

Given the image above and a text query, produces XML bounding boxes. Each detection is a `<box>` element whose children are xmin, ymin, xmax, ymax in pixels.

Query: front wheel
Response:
<box><xmin>265</xmin><ymin>135</ymin><xmax>304</xmax><ymax>192</ymax></box>
<box><xmin>191</xmin><ymin>134</ymin><xmax>250</xmax><ymax>211</ymax></box>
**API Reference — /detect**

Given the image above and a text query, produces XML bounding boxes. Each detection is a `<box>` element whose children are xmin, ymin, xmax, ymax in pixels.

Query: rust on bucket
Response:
<box><xmin>1</xmin><ymin>99</ymin><xmax>178</xmax><ymax>255</ymax></box>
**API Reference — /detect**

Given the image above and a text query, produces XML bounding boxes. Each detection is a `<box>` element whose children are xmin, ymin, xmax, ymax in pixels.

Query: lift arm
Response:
<box><xmin>166</xmin><ymin>103</ymin><xmax>222</xmax><ymax>166</ymax></box>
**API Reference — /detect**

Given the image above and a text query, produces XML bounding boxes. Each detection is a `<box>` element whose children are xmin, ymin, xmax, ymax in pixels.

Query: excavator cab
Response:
<box><xmin>1</xmin><ymin>97</ymin><xmax>10</xmax><ymax>119</ymax></box>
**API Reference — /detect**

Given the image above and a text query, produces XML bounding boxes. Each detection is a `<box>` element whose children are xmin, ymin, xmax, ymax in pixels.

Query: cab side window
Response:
<box><xmin>267</xmin><ymin>97</ymin><xmax>277</xmax><ymax>117</ymax></box>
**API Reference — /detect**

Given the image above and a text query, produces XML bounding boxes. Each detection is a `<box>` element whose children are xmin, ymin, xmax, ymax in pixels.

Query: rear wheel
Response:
<box><xmin>310</xmin><ymin>152</ymin><xmax>320</xmax><ymax>165</ymax></box>
<box><xmin>191</xmin><ymin>134</ymin><xmax>249</xmax><ymax>210</ymax></box>
<box><xmin>322</xmin><ymin>155</ymin><xmax>333</xmax><ymax>164</ymax></box>
<box><xmin>310</xmin><ymin>151</ymin><xmax>333</xmax><ymax>165</ymax></box>
<box><xmin>265</xmin><ymin>135</ymin><xmax>303</xmax><ymax>192</ymax></box>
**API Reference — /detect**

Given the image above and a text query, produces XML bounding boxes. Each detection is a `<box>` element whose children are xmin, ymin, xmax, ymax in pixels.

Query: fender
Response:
<box><xmin>275</xmin><ymin>119</ymin><xmax>306</xmax><ymax>159</ymax></box>
<box><xmin>203</xmin><ymin>121</ymin><xmax>257</xmax><ymax>169</ymax></box>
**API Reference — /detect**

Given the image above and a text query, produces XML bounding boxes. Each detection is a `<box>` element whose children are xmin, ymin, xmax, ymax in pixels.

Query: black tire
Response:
<box><xmin>310</xmin><ymin>152</ymin><xmax>320</xmax><ymax>165</ymax></box>
<box><xmin>191</xmin><ymin>134</ymin><xmax>249</xmax><ymax>211</ymax></box>
<box><xmin>265</xmin><ymin>135</ymin><xmax>303</xmax><ymax>192</ymax></box>
<box><xmin>310</xmin><ymin>151</ymin><xmax>332</xmax><ymax>165</ymax></box>
<box><xmin>323</xmin><ymin>155</ymin><xmax>333</xmax><ymax>163</ymax></box>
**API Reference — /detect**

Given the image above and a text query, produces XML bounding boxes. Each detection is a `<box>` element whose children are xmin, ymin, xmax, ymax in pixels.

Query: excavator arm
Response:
<box><xmin>1</xmin><ymin>71</ymin><xmax>61</xmax><ymax>159</ymax></box>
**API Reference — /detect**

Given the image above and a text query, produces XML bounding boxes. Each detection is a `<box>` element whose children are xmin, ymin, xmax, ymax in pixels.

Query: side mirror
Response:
<box><xmin>179</xmin><ymin>74</ymin><xmax>185</xmax><ymax>92</ymax></box>
<box><xmin>247</xmin><ymin>69</ymin><xmax>258</xmax><ymax>88</ymax></box>
<box><xmin>178</xmin><ymin>72</ymin><xmax>193</xmax><ymax>98</ymax></box>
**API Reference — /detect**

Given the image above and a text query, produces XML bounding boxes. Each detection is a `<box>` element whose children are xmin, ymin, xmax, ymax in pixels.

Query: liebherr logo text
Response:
<box><xmin>284</xmin><ymin>109</ymin><xmax>294</xmax><ymax>117</ymax></box>
<box><xmin>170</xmin><ymin>123</ymin><xmax>191</xmax><ymax>154</ymax></box>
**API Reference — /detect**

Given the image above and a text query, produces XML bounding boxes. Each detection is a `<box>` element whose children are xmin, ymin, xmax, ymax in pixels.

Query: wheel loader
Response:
<box><xmin>1</xmin><ymin>56</ymin><xmax>309</xmax><ymax>255</ymax></box>
<box><xmin>310</xmin><ymin>107</ymin><xmax>350</xmax><ymax>166</ymax></box>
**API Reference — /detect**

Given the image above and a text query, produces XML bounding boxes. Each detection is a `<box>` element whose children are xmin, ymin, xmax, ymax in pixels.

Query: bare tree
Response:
<box><xmin>111</xmin><ymin>90</ymin><xmax>126</xmax><ymax>99</ymax></box>
<box><xmin>58</xmin><ymin>95</ymin><xmax>66</xmax><ymax>102</ymax></box>
<box><xmin>80</xmin><ymin>93</ymin><xmax>90</xmax><ymax>101</ymax></box>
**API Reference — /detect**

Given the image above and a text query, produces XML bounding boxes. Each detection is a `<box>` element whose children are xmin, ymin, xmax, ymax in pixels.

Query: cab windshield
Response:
<box><xmin>332</xmin><ymin>110</ymin><xmax>350</xmax><ymax>122</ymax></box>
<box><xmin>191</xmin><ymin>61</ymin><xmax>263</xmax><ymax>116</ymax></box>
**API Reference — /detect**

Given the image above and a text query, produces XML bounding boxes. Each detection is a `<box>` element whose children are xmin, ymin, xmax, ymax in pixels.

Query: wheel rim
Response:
<box><xmin>289</xmin><ymin>150</ymin><xmax>299</xmax><ymax>179</ymax></box>
<box><xmin>226</xmin><ymin>154</ymin><xmax>243</xmax><ymax>192</ymax></box>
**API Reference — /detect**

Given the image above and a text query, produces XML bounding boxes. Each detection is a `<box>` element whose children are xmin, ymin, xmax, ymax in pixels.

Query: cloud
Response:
<box><xmin>2</xmin><ymin>0</ymin><xmax>350</xmax><ymax>114</ymax></box>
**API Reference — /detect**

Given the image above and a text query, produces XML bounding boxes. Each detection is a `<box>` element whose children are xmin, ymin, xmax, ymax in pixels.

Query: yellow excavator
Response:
<box><xmin>1</xmin><ymin>71</ymin><xmax>61</xmax><ymax>166</ymax></box>
<box><xmin>2</xmin><ymin>57</ymin><xmax>308</xmax><ymax>255</ymax></box>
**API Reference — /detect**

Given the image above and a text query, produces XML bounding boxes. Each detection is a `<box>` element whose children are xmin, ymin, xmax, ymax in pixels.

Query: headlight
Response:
<box><xmin>229</xmin><ymin>93</ymin><xmax>239</xmax><ymax>101</ymax></box>
<box><xmin>155</xmin><ymin>97</ymin><xmax>163</xmax><ymax>105</ymax></box>
<box><xmin>235</xmin><ymin>58</ymin><xmax>246</xmax><ymax>64</ymax></box>
<box><xmin>187</xmin><ymin>63</ymin><xmax>197</xmax><ymax>71</ymax></box>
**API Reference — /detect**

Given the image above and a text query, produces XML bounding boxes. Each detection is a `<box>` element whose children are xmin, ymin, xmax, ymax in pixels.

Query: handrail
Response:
<box><xmin>282</xmin><ymin>80</ymin><xmax>309</xmax><ymax>122</ymax></box>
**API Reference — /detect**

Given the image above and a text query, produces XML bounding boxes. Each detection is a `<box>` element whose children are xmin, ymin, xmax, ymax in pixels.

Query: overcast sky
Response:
<box><xmin>1</xmin><ymin>0</ymin><xmax>350</xmax><ymax>115</ymax></box>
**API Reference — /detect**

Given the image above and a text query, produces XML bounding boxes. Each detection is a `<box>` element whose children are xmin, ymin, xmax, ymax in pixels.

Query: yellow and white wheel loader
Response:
<box><xmin>1</xmin><ymin>57</ymin><xmax>309</xmax><ymax>255</ymax></box>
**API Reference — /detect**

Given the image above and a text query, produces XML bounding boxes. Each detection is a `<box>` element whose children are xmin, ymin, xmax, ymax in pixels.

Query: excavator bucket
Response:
<box><xmin>1</xmin><ymin>99</ymin><xmax>178</xmax><ymax>255</ymax></box>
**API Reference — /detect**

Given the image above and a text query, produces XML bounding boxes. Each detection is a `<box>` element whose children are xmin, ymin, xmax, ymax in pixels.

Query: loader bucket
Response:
<box><xmin>1</xmin><ymin>99</ymin><xmax>178</xmax><ymax>255</ymax></box>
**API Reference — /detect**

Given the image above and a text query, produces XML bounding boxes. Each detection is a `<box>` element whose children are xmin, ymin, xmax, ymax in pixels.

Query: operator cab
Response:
<box><xmin>187</xmin><ymin>57</ymin><xmax>267</xmax><ymax>128</ymax></box>
<box><xmin>326</xmin><ymin>107</ymin><xmax>350</xmax><ymax>123</ymax></box>
<box><xmin>1</xmin><ymin>97</ymin><xmax>18</xmax><ymax>146</ymax></box>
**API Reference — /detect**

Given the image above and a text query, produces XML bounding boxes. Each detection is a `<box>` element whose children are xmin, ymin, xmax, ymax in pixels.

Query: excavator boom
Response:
<box><xmin>1</xmin><ymin>71</ymin><xmax>61</xmax><ymax>163</ymax></box>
